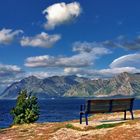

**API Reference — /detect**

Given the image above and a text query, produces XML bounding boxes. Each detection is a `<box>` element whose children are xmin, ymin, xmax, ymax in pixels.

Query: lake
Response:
<box><xmin>0</xmin><ymin>98</ymin><xmax>140</xmax><ymax>128</ymax></box>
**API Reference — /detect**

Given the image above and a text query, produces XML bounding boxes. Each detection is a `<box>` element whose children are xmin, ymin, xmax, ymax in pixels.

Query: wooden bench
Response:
<box><xmin>80</xmin><ymin>97</ymin><xmax>135</xmax><ymax>125</ymax></box>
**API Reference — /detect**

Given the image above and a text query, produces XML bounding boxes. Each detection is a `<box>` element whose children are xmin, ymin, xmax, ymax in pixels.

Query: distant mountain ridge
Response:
<box><xmin>65</xmin><ymin>72</ymin><xmax>140</xmax><ymax>97</ymax></box>
<box><xmin>1</xmin><ymin>72</ymin><xmax>140</xmax><ymax>99</ymax></box>
<box><xmin>0</xmin><ymin>75</ymin><xmax>88</xmax><ymax>99</ymax></box>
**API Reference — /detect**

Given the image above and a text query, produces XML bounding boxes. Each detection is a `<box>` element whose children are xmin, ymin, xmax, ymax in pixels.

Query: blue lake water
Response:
<box><xmin>0</xmin><ymin>98</ymin><xmax>140</xmax><ymax>128</ymax></box>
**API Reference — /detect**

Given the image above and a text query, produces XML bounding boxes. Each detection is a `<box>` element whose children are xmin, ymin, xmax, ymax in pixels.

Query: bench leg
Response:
<box><xmin>124</xmin><ymin>110</ymin><xmax>126</xmax><ymax>120</ymax></box>
<box><xmin>85</xmin><ymin>113</ymin><xmax>88</xmax><ymax>125</ymax></box>
<box><xmin>80</xmin><ymin>113</ymin><xmax>82</xmax><ymax>124</ymax></box>
<box><xmin>130</xmin><ymin>111</ymin><xmax>134</xmax><ymax>120</ymax></box>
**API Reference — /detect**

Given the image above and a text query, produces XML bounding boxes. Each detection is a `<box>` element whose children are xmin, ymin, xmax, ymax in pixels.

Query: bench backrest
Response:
<box><xmin>85</xmin><ymin>98</ymin><xmax>134</xmax><ymax>114</ymax></box>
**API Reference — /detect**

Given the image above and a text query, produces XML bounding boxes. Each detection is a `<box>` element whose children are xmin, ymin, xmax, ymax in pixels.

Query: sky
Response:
<box><xmin>0</xmin><ymin>0</ymin><xmax>140</xmax><ymax>91</ymax></box>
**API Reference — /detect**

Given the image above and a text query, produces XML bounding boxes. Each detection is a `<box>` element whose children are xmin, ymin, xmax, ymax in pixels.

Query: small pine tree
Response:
<box><xmin>10</xmin><ymin>90</ymin><xmax>39</xmax><ymax>124</ymax></box>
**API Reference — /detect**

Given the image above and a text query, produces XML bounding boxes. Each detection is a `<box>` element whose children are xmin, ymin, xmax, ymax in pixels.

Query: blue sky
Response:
<box><xmin>0</xmin><ymin>0</ymin><xmax>140</xmax><ymax>90</ymax></box>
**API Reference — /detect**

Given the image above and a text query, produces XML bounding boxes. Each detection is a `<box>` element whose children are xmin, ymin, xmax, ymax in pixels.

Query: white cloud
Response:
<box><xmin>73</xmin><ymin>41</ymin><xmax>111</xmax><ymax>55</ymax></box>
<box><xmin>110</xmin><ymin>54</ymin><xmax>140</xmax><ymax>68</ymax></box>
<box><xmin>0</xmin><ymin>63</ymin><xmax>22</xmax><ymax>76</ymax></box>
<box><xmin>25</xmin><ymin>71</ymin><xmax>65</xmax><ymax>79</ymax></box>
<box><xmin>64</xmin><ymin>52</ymin><xmax>140</xmax><ymax>77</ymax></box>
<box><xmin>73</xmin><ymin>42</ymin><xmax>93</xmax><ymax>53</ymax></box>
<box><xmin>0</xmin><ymin>28</ymin><xmax>23</xmax><ymax>45</ymax></box>
<box><xmin>20</xmin><ymin>32</ymin><xmax>61</xmax><ymax>48</ymax></box>
<box><xmin>25</xmin><ymin>42</ymin><xmax>111</xmax><ymax>68</ymax></box>
<box><xmin>0</xmin><ymin>63</ymin><xmax>23</xmax><ymax>91</ymax></box>
<box><xmin>25</xmin><ymin>71</ymin><xmax>49</xmax><ymax>79</ymax></box>
<box><xmin>43</xmin><ymin>2</ymin><xmax>81</xmax><ymax>29</ymax></box>
<box><xmin>96</xmin><ymin>67</ymin><xmax>140</xmax><ymax>77</ymax></box>
<box><xmin>64</xmin><ymin>67</ymin><xmax>140</xmax><ymax>78</ymax></box>
<box><xmin>25</xmin><ymin>54</ymin><xmax>91</xmax><ymax>68</ymax></box>
<box><xmin>64</xmin><ymin>67</ymin><xmax>84</xmax><ymax>75</ymax></box>
<box><xmin>25</xmin><ymin>55</ymin><xmax>56</xmax><ymax>67</ymax></box>
<box><xmin>64</xmin><ymin>67</ymin><xmax>78</xmax><ymax>74</ymax></box>
<box><xmin>103</xmin><ymin>35</ymin><xmax>140</xmax><ymax>50</ymax></box>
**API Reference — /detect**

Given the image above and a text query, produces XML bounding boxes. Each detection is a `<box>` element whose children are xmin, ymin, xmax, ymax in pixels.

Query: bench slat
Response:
<box><xmin>85</xmin><ymin>98</ymin><xmax>134</xmax><ymax>113</ymax></box>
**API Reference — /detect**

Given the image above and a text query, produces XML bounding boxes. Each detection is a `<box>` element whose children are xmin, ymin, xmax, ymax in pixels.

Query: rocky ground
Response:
<box><xmin>1</xmin><ymin>110</ymin><xmax>140</xmax><ymax>140</ymax></box>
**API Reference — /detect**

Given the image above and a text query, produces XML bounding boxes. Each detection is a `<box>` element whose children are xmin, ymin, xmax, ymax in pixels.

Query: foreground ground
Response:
<box><xmin>1</xmin><ymin>110</ymin><xmax>140</xmax><ymax>140</ymax></box>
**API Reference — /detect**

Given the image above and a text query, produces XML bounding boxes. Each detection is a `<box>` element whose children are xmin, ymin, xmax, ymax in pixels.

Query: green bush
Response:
<box><xmin>65</xmin><ymin>124</ymin><xmax>74</xmax><ymax>128</ymax></box>
<box><xmin>95</xmin><ymin>123</ymin><xmax>120</xmax><ymax>129</ymax></box>
<box><xmin>10</xmin><ymin>90</ymin><xmax>39</xmax><ymax>124</ymax></box>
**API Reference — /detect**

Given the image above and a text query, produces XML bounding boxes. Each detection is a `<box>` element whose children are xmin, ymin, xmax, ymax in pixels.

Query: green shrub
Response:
<box><xmin>65</xmin><ymin>124</ymin><xmax>74</xmax><ymax>128</ymax></box>
<box><xmin>10</xmin><ymin>90</ymin><xmax>39</xmax><ymax>124</ymax></box>
<box><xmin>95</xmin><ymin>123</ymin><xmax>119</xmax><ymax>129</ymax></box>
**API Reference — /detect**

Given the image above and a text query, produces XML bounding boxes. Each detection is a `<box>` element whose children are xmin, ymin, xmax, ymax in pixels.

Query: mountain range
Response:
<box><xmin>0</xmin><ymin>75</ymin><xmax>87</xmax><ymax>99</ymax></box>
<box><xmin>1</xmin><ymin>72</ymin><xmax>140</xmax><ymax>99</ymax></box>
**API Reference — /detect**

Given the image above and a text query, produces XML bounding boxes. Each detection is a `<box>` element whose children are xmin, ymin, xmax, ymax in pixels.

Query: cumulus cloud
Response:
<box><xmin>25</xmin><ymin>42</ymin><xmax>111</xmax><ymax>68</ymax></box>
<box><xmin>110</xmin><ymin>53</ymin><xmax>140</xmax><ymax>68</ymax></box>
<box><xmin>97</xmin><ymin>53</ymin><xmax>140</xmax><ymax>77</ymax></box>
<box><xmin>64</xmin><ymin>67</ymin><xmax>79</xmax><ymax>74</ymax></box>
<box><xmin>0</xmin><ymin>28</ymin><xmax>23</xmax><ymax>45</ymax></box>
<box><xmin>0</xmin><ymin>63</ymin><xmax>23</xmax><ymax>91</ymax></box>
<box><xmin>25</xmin><ymin>71</ymin><xmax>49</xmax><ymax>79</ymax></box>
<box><xmin>75</xmin><ymin>35</ymin><xmax>140</xmax><ymax>51</ymax></box>
<box><xmin>121</xmin><ymin>36</ymin><xmax>140</xmax><ymax>50</ymax></box>
<box><xmin>0</xmin><ymin>63</ymin><xmax>22</xmax><ymax>76</ymax></box>
<box><xmin>43</xmin><ymin>2</ymin><xmax>81</xmax><ymax>29</ymax></box>
<box><xmin>73</xmin><ymin>41</ymin><xmax>111</xmax><ymax>55</ymax></box>
<box><xmin>96</xmin><ymin>67</ymin><xmax>140</xmax><ymax>77</ymax></box>
<box><xmin>103</xmin><ymin>35</ymin><xmax>140</xmax><ymax>50</ymax></box>
<box><xmin>64</xmin><ymin>53</ymin><xmax>140</xmax><ymax>78</ymax></box>
<box><xmin>20</xmin><ymin>32</ymin><xmax>61</xmax><ymax>48</ymax></box>
<box><xmin>64</xmin><ymin>67</ymin><xmax>140</xmax><ymax>78</ymax></box>
<box><xmin>25</xmin><ymin>54</ymin><xmax>91</xmax><ymax>68</ymax></box>
<box><xmin>64</xmin><ymin>67</ymin><xmax>85</xmax><ymax>75</ymax></box>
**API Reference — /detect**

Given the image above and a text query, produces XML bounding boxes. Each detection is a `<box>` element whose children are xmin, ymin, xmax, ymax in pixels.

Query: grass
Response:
<box><xmin>65</xmin><ymin>123</ymin><xmax>82</xmax><ymax>131</ymax></box>
<box><xmin>65</xmin><ymin>124</ymin><xmax>74</xmax><ymax>129</ymax></box>
<box><xmin>95</xmin><ymin>122</ymin><xmax>124</xmax><ymax>129</ymax></box>
<box><xmin>65</xmin><ymin>122</ymin><xmax>125</xmax><ymax>131</ymax></box>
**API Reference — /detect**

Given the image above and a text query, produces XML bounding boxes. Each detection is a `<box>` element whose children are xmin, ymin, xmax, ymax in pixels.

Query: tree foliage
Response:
<box><xmin>10</xmin><ymin>90</ymin><xmax>39</xmax><ymax>124</ymax></box>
